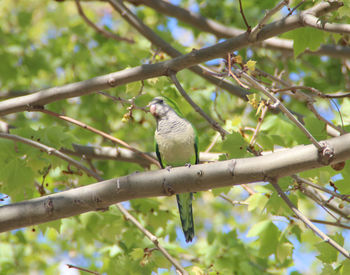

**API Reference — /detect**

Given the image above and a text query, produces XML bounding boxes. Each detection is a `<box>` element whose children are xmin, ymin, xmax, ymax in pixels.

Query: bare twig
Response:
<box><xmin>0</xmin><ymin>133</ymin><xmax>101</xmax><ymax>180</ymax></box>
<box><xmin>250</xmin><ymin>104</ymin><xmax>268</xmax><ymax>146</ymax></box>
<box><xmin>309</xmin><ymin>219</ymin><xmax>350</xmax><ymax>230</ymax></box>
<box><xmin>118</xmin><ymin>206</ymin><xmax>188</xmax><ymax>275</ymax></box>
<box><xmin>33</xmin><ymin>108</ymin><xmax>160</xmax><ymax>167</ymax></box>
<box><xmin>306</xmin><ymin>101</ymin><xmax>345</xmax><ymax>135</ymax></box>
<box><xmin>271</xmin><ymin>178</ymin><xmax>350</xmax><ymax>260</ymax></box>
<box><xmin>67</xmin><ymin>264</ymin><xmax>100</xmax><ymax>275</ymax></box>
<box><xmin>169</xmin><ymin>73</ymin><xmax>229</xmax><ymax>138</ymax></box>
<box><xmin>273</xmin><ymin>86</ymin><xmax>350</xmax><ymax>99</ymax></box>
<box><xmin>240</xmin><ymin>72</ymin><xmax>323</xmax><ymax>150</ymax></box>
<box><xmin>219</xmin><ymin>194</ymin><xmax>248</xmax><ymax>206</ymax></box>
<box><xmin>293</xmin><ymin>175</ymin><xmax>350</xmax><ymax>203</ymax></box>
<box><xmin>74</xmin><ymin>0</ymin><xmax>134</xmax><ymax>43</ymax></box>
<box><xmin>250</xmin><ymin>0</ymin><xmax>288</xmax><ymax>41</ymax></box>
<box><xmin>205</xmin><ymin>133</ymin><xmax>220</xmax><ymax>153</ymax></box>
<box><xmin>227</xmin><ymin>53</ymin><xmax>249</xmax><ymax>88</ymax></box>
<box><xmin>285</xmin><ymin>0</ymin><xmax>305</xmax><ymax>17</ymax></box>
<box><xmin>299</xmin><ymin>184</ymin><xmax>350</xmax><ymax>220</ymax></box>
<box><xmin>238</xmin><ymin>0</ymin><xmax>251</xmax><ymax>32</ymax></box>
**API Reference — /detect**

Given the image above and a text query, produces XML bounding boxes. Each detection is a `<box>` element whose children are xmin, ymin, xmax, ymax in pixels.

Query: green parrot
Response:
<box><xmin>149</xmin><ymin>96</ymin><xmax>199</xmax><ymax>242</ymax></box>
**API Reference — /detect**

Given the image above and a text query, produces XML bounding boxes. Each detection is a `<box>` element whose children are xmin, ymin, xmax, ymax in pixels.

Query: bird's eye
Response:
<box><xmin>158</xmin><ymin>99</ymin><xmax>164</xmax><ymax>104</ymax></box>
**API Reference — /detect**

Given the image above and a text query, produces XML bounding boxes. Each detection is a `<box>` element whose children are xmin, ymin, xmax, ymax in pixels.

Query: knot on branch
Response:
<box><xmin>44</xmin><ymin>197</ymin><xmax>54</xmax><ymax>216</ymax></box>
<box><xmin>25</xmin><ymin>104</ymin><xmax>44</xmax><ymax>112</ymax></box>
<box><xmin>162</xmin><ymin>179</ymin><xmax>175</xmax><ymax>196</ymax></box>
<box><xmin>318</xmin><ymin>141</ymin><xmax>335</xmax><ymax>165</ymax></box>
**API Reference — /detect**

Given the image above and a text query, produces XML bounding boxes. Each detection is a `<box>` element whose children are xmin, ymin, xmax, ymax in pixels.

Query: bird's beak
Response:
<box><xmin>149</xmin><ymin>104</ymin><xmax>157</xmax><ymax>116</ymax></box>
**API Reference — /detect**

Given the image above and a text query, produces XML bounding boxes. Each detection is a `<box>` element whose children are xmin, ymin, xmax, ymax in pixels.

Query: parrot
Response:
<box><xmin>149</xmin><ymin>96</ymin><xmax>199</xmax><ymax>242</ymax></box>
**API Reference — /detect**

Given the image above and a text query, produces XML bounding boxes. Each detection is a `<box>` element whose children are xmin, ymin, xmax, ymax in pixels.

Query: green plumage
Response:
<box><xmin>150</xmin><ymin>97</ymin><xmax>198</xmax><ymax>242</ymax></box>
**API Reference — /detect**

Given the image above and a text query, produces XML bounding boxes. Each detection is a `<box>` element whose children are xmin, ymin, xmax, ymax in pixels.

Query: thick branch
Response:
<box><xmin>0</xmin><ymin>1</ymin><xmax>342</xmax><ymax>116</ymax></box>
<box><xmin>1</xmin><ymin>133</ymin><xmax>349</xmax><ymax>232</ymax></box>
<box><xmin>303</xmin><ymin>14</ymin><xmax>350</xmax><ymax>34</ymax></box>
<box><xmin>107</xmin><ymin>0</ymin><xmax>248</xmax><ymax>100</ymax></box>
<box><xmin>126</xmin><ymin>0</ymin><xmax>350</xmax><ymax>58</ymax></box>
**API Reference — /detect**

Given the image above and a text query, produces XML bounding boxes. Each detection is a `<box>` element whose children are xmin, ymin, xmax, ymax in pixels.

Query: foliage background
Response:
<box><xmin>1</xmin><ymin>0</ymin><xmax>350</xmax><ymax>274</ymax></box>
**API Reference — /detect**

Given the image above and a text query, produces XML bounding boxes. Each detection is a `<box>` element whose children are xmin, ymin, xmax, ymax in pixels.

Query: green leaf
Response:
<box><xmin>315</xmin><ymin>233</ymin><xmax>343</xmax><ymax>263</ymax></box>
<box><xmin>220</xmin><ymin>131</ymin><xmax>250</xmax><ymax>158</ymax></box>
<box><xmin>130</xmin><ymin>248</ymin><xmax>144</xmax><ymax>261</ymax></box>
<box><xmin>245</xmin><ymin>193</ymin><xmax>268</xmax><ymax>212</ymax></box>
<box><xmin>320</xmin><ymin>264</ymin><xmax>338</xmax><ymax>275</ymax></box>
<box><xmin>211</xmin><ymin>186</ymin><xmax>231</xmax><ymax>197</ymax></box>
<box><xmin>304</xmin><ymin>116</ymin><xmax>327</xmax><ymax>141</ymax></box>
<box><xmin>126</xmin><ymin>81</ymin><xmax>142</xmax><ymax>96</ymax></box>
<box><xmin>0</xmin><ymin>158</ymin><xmax>35</xmax><ymax>201</ymax></box>
<box><xmin>247</xmin><ymin>220</ymin><xmax>280</xmax><ymax>256</ymax></box>
<box><xmin>340</xmin><ymin>260</ymin><xmax>350</xmax><ymax>275</ymax></box>
<box><xmin>290</xmin><ymin>28</ymin><xmax>326</xmax><ymax>57</ymax></box>
<box><xmin>276</xmin><ymin>242</ymin><xmax>293</xmax><ymax>263</ymax></box>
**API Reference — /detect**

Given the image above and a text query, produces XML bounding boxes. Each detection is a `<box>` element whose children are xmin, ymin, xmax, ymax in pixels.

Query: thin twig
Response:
<box><xmin>74</xmin><ymin>0</ymin><xmax>134</xmax><ymax>43</ymax></box>
<box><xmin>242</xmin><ymin>184</ymin><xmax>256</xmax><ymax>195</ymax></box>
<box><xmin>306</xmin><ymin>101</ymin><xmax>345</xmax><ymax>135</ymax></box>
<box><xmin>118</xmin><ymin>206</ymin><xmax>189</xmax><ymax>275</ymax></box>
<box><xmin>271</xmin><ymin>178</ymin><xmax>350</xmax><ymax>260</ymax></box>
<box><xmin>240</xmin><ymin>72</ymin><xmax>323</xmax><ymax>150</ymax></box>
<box><xmin>227</xmin><ymin>53</ymin><xmax>249</xmax><ymax>88</ymax></box>
<box><xmin>309</xmin><ymin>219</ymin><xmax>350</xmax><ymax>230</ymax></box>
<box><xmin>33</xmin><ymin>108</ymin><xmax>160</xmax><ymax>167</ymax></box>
<box><xmin>250</xmin><ymin>104</ymin><xmax>268</xmax><ymax>146</ymax></box>
<box><xmin>169</xmin><ymin>73</ymin><xmax>229</xmax><ymax>138</ymax></box>
<box><xmin>273</xmin><ymin>85</ymin><xmax>350</xmax><ymax>99</ymax></box>
<box><xmin>250</xmin><ymin>0</ymin><xmax>288</xmax><ymax>41</ymax></box>
<box><xmin>238</xmin><ymin>0</ymin><xmax>251</xmax><ymax>32</ymax></box>
<box><xmin>205</xmin><ymin>133</ymin><xmax>220</xmax><ymax>153</ymax></box>
<box><xmin>0</xmin><ymin>133</ymin><xmax>101</xmax><ymax>180</ymax></box>
<box><xmin>285</xmin><ymin>0</ymin><xmax>305</xmax><ymax>17</ymax></box>
<box><xmin>67</xmin><ymin>264</ymin><xmax>100</xmax><ymax>275</ymax></box>
<box><xmin>299</xmin><ymin>184</ymin><xmax>350</xmax><ymax>220</ymax></box>
<box><xmin>219</xmin><ymin>194</ymin><xmax>248</xmax><ymax>206</ymax></box>
<box><xmin>293</xmin><ymin>175</ymin><xmax>350</xmax><ymax>203</ymax></box>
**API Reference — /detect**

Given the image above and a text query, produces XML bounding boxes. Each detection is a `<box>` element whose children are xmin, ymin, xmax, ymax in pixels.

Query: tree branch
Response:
<box><xmin>0</xmin><ymin>1</ymin><xmax>343</xmax><ymax>116</ymax></box>
<box><xmin>240</xmin><ymin>72</ymin><xmax>323</xmax><ymax>150</ymax></box>
<box><xmin>61</xmin><ymin>143</ymin><xmax>221</xmax><ymax>166</ymax></box>
<box><xmin>169</xmin><ymin>73</ymin><xmax>229</xmax><ymax>138</ymax></box>
<box><xmin>126</xmin><ymin>0</ymin><xmax>350</xmax><ymax>59</ymax></box>
<box><xmin>302</xmin><ymin>14</ymin><xmax>350</xmax><ymax>35</ymax></box>
<box><xmin>35</xmin><ymin>108</ymin><xmax>160</xmax><ymax>167</ymax></box>
<box><xmin>0</xmin><ymin>133</ymin><xmax>186</xmax><ymax>273</ymax></box>
<box><xmin>271</xmin><ymin>178</ymin><xmax>350</xmax><ymax>260</ymax></box>
<box><xmin>0</xmin><ymin>133</ymin><xmax>101</xmax><ymax>180</ymax></box>
<box><xmin>0</xmin><ymin>133</ymin><xmax>349</xmax><ymax>232</ymax></box>
<box><xmin>107</xmin><ymin>0</ymin><xmax>248</xmax><ymax>100</ymax></box>
<box><xmin>74</xmin><ymin>0</ymin><xmax>134</xmax><ymax>43</ymax></box>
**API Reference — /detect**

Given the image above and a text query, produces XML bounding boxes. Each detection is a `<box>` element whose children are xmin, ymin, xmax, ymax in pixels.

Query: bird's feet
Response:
<box><xmin>165</xmin><ymin>165</ymin><xmax>172</xmax><ymax>172</ymax></box>
<box><xmin>185</xmin><ymin>163</ymin><xmax>191</xmax><ymax>168</ymax></box>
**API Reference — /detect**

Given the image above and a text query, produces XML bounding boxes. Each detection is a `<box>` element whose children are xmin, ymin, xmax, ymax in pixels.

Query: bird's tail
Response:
<box><xmin>176</xmin><ymin>193</ymin><xmax>195</xmax><ymax>242</ymax></box>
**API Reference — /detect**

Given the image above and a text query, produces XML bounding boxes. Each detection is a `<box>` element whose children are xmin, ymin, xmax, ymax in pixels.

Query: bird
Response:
<box><xmin>149</xmin><ymin>96</ymin><xmax>199</xmax><ymax>242</ymax></box>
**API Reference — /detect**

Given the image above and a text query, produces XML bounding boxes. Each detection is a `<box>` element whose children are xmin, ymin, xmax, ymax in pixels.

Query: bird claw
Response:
<box><xmin>185</xmin><ymin>163</ymin><xmax>191</xmax><ymax>168</ymax></box>
<box><xmin>165</xmin><ymin>166</ymin><xmax>172</xmax><ymax>172</ymax></box>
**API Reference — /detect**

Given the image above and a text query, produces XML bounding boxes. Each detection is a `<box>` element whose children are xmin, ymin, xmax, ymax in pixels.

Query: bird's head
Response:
<box><xmin>149</xmin><ymin>96</ymin><xmax>173</xmax><ymax>119</ymax></box>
